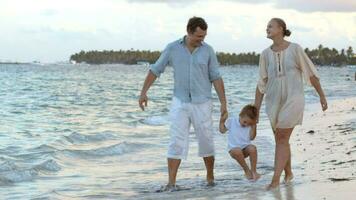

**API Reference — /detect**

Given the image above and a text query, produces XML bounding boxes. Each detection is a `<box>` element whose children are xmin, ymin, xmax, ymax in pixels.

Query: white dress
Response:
<box><xmin>257</xmin><ymin>43</ymin><xmax>319</xmax><ymax>130</ymax></box>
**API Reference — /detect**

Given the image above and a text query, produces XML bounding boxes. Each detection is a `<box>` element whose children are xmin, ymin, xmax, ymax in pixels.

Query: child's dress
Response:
<box><xmin>225</xmin><ymin>117</ymin><xmax>251</xmax><ymax>151</ymax></box>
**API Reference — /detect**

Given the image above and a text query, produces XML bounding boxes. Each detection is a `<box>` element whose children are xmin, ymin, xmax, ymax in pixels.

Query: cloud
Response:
<box><xmin>275</xmin><ymin>0</ymin><xmax>356</xmax><ymax>13</ymax></box>
<box><xmin>40</xmin><ymin>9</ymin><xmax>59</xmax><ymax>16</ymax></box>
<box><xmin>126</xmin><ymin>0</ymin><xmax>200</xmax><ymax>8</ymax></box>
<box><xmin>127</xmin><ymin>0</ymin><xmax>356</xmax><ymax>12</ymax></box>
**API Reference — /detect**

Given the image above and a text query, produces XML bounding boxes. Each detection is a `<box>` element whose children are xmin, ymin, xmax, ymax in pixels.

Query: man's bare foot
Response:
<box><xmin>244</xmin><ymin>171</ymin><xmax>253</xmax><ymax>180</ymax></box>
<box><xmin>206</xmin><ymin>181</ymin><xmax>216</xmax><ymax>187</ymax></box>
<box><xmin>284</xmin><ymin>173</ymin><xmax>294</xmax><ymax>185</ymax></box>
<box><xmin>206</xmin><ymin>174</ymin><xmax>215</xmax><ymax>186</ymax></box>
<box><xmin>266</xmin><ymin>182</ymin><xmax>280</xmax><ymax>190</ymax></box>
<box><xmin>252</xmin><ymin>172</ymin><xmax>261</xmax><ymax>181</ymax></box>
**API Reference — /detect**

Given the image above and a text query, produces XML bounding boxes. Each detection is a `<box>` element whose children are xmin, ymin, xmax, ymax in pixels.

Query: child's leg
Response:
<box><xmin>229</xmin><ymin>148</ymin><xmax>253</xmax><ymax>179</ymax></box>
<box><xmin>243</xmin><ymin>145</ymin><xmax>261</xmax><ymax>181</ymax></box>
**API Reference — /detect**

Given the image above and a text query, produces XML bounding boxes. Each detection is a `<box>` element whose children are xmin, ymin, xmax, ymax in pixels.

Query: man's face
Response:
<box><xmin>187</xmin><ymin>27</ymin><xmax>207</xmax><ymax>47</ymax></box>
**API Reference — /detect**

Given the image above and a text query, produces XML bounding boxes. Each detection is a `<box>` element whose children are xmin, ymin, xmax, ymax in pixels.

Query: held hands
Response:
<box><xmin>219</xmin><ymin>110</ymin><xmax>228</xmax><ymax>134</ymax></box>
<box><xmin>256</xmin><ymin>111</ymin><xmax>260</xmax><ymax>124</ymax></box>
<box><xmin>320</xmin><ymin>96</ymin><xmax>328</xmax><ymax>111</ymax></box>
<box><xmin>138</xmin><ymin>94</ymin><xmax>148</xmax><ymax>111</ymax></box>
<box><xmin>220</xmin><ymin>103</ymin><xmax>227</xmax><ymax>117</ymax></box>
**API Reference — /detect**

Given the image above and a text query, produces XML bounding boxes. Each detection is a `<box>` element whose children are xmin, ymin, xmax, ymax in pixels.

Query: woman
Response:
<box><xmin>254</xmin><ymin>18</ymin><xmax>328</xmax><ymax>189</ymax></box>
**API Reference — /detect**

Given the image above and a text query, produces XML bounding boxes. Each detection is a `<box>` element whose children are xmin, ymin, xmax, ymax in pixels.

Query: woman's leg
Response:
<box><xmin>273</xmin><ymin>129</ymin><xmax>294</xmax><ymax>184</ymax></box>
<box><xmin>268</xmin><ymin>127</ymin><xmax>294</xmax><ymax>189</ymax></box>
<box><xmin>284</xmin><ymin>149</ymin><xmax>293</xmax><ymax>183</ymax></box>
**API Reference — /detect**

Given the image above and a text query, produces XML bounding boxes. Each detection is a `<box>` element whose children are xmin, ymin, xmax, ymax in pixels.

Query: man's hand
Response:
<box><xmin>139</xmin><ymin>94</ymin><xmax>148</xmax><ymax>111</ymax></box>
<box><xmin>220</xmin><ymin>110</ymin><xmax>228</xmax><ymax>122</ymax></box>
<box><xmin>220</xmin><ymin>103</ymin><xmax>227</xmax><ymax>117</ymax></box>
<box><xmin>219</xmin><ymin>110</ymin><xmax>228</xmax><ymax>134</ymax></box>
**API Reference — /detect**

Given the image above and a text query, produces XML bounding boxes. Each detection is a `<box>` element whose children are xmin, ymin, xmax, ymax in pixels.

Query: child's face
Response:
<box><xmin>239</xmin><ymin>115</ymin><xmax>256</xmax><ymax>127</ymax></box>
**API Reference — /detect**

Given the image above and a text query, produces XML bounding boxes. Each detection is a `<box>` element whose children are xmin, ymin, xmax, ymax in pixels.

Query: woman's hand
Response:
<box><xmin>138</xmin><ymin>94</ymin><xmax>148</xmax><ymax>111</ymax></box>
<box><xmin>320</xmin><ymin>96</ymin><xmax>328</xmax><ymax>111</ymax></box>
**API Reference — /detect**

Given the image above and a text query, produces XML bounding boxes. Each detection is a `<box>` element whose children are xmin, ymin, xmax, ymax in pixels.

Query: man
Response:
<box><xmin>138</xmin><ymin>17</ymin><xmax>227</xmax><ymax>191</ymax></box>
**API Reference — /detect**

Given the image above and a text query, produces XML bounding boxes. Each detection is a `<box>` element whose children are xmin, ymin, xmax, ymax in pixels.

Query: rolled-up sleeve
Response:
<box><xmin>150</xmin><ymin>44</ymin><xmax>171</xmax><ymax>77</ymax></box>
<box><xmin>257</xmin><ymin>51</ymin><xmax>268</xmax><ymax>94</ymax></box>
<box><xmin>208</xmin><ymin>47</ymin><xmax>222</xmax><ymax>81</ymax></box>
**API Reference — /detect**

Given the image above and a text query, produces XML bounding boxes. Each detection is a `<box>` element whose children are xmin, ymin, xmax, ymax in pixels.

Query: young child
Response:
<box><xmin>220</xmin><ymin>104</ymin><xmax>261</xmax><ymax>181</ymax></box>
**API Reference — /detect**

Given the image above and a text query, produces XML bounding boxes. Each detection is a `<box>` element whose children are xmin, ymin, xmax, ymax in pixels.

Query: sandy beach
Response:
<box><xmin>136</xmin><ymin>96</ymin><xmax>356</xmax><ymax>200</ymax></box>
<box><xmin>287</xmin><ymin>97</ymin><xmax>356</xmax><ymax>199</ymax></box>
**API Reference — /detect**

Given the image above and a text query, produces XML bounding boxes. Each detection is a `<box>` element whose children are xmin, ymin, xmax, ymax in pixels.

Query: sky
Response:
<box><xmin>0</xmin><ymin>0</ymin><xmax>355</xmax><ymax>62</ymax></box>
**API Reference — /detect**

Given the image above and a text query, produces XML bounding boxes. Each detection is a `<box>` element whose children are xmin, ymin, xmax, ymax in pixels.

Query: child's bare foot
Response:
<box><xmin>251</xmin><ymin>172</ymin><xmax>261</xmax><ymax>181</ymax></box>
<box><xmin>284</xmin><ymin>173</ymin><xmax>294</xmax><ymax>184</ymax></box>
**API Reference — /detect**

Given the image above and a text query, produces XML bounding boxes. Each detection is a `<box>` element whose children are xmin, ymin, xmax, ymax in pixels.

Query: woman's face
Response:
<box><xmin>266</xmin><ymin>20</ymin><xmax>283</xmax><ymax>39</ymax></box>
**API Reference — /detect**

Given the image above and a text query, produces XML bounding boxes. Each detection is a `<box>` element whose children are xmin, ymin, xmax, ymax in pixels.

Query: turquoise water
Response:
<box><xmin>0</xmin><ymin>64</ymin><xmax>355</xmax><ymax>199</ymax></box>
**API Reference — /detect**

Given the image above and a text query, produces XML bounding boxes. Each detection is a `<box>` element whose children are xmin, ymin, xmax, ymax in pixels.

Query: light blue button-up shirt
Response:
<box><xmin>150</xmin><ymin>36</ymin><xmax>222</xmax><ymax>103</ymax></box>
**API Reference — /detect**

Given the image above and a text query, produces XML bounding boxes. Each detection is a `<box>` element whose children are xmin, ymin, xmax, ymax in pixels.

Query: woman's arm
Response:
<box><xmin>250</xmin><ymin>125</ymin><xmax>257</xmax><ymax>140</ymax></box>
<box><xmin>254</xmin><ymin>86</ymin><xmax>265</xmax><ymax>123</ymax></box>
<box><xmin>310</xmin><ymin>75</ymin><xmax>328</xmax><ymax>111</ymax></box>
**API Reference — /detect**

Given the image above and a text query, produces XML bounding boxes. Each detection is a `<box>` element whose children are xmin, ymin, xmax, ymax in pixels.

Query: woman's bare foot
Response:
<box><xmin>284</xmin><ymin>173</ymin><xmax>294</xmax><ymax>184</ymax></box>
<box><xmin>252</xmin><ymin>172</ymin><xmax>261</xmax><ymax>181</ymax></box>
<box><xmin>266</xmin><ymin>181</ymin><xmax>280</xmax><ymax>190</ymax></box>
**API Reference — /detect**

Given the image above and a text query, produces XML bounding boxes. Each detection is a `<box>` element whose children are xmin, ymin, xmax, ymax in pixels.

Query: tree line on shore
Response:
<box><xmin>70</xmin><ymin>45</ymin><xmax>356</xmax><ymax>66</ymax></box>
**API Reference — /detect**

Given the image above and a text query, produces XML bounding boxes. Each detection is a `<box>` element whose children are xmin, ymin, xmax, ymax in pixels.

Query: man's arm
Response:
<box><xmin>213</xmin><ymin>78</ymin><xmax>227</xmax><ymax>116</ymax></box>
<box><xmin>138</xmin><ymin>44</ymin><xmax>171</xmax><ymax>111</ymax></box>
<box><xmin>219</xmin><ymin>112</ymin><xmax>228</xmax><ymax>133</ymax></box>
<box><xmin>139</xmin><ymin>70</ymin><xmax>157</xmax><ymax>111</ymax></box>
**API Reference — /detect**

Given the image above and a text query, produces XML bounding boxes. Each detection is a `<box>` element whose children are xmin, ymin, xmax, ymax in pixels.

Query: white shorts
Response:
<box><xmin>167</xmin><ymin>97</ymin><xmax>215</xmax><ymax>159</ymax></box>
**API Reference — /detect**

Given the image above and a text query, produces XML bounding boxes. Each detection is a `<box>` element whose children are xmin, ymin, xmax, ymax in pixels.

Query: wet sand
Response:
<box><xmin>136</xmin><ymin>97</ymin><xmax>356</xmax><ymax>200</ymax></box>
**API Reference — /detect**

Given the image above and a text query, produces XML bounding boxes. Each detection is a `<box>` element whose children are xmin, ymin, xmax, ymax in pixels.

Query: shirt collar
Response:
<box><xmin>179</xmin><ymin>35</ymin><xmax>205</xmax><ymax>46</ymax></box>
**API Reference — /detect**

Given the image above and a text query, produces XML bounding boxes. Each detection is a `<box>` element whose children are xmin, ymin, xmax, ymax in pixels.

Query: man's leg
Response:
<box><xmin>191</xmin><ymin>99</ymin><xmax>216</xmax><ymax>185</ymax></box>
<box><xmin>168</xmin><ymin>158</ymin><xmax>181</xmax><ymax>186</ymax></box>
<box><xmin>166</xmin><ymin>97</ymin><xmax>190</xmax><ymax>187</ymax></box>
<box><xmin>203</xmin><ymin>156</ymin><xmax>214</xmax><ymax>184</ymax></box>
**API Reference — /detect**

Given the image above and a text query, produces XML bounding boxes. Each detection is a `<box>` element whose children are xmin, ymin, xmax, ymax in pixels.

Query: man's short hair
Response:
<box><xmin>187</xmin><ymin>16</ymin><xmax>208</xmax><ymax>33</ymax></box>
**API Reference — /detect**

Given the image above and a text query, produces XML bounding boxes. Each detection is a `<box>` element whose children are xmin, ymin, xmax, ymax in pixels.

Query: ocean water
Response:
<box><xmin>0</xmin><ymin>64</ymin><xmax>355</xmax><ymax>199</ymax></box>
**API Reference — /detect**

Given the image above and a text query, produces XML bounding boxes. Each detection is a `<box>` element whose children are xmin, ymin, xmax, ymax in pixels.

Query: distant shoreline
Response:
<box><xmin>0</xmin><ymin>62</ymin><xmax>32</xmax><ymax>65</ymax></box>
<box><xmin>69</xmin><ymin>45</ymin><xmax>356</xmax><ymax>66</ymax></box>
